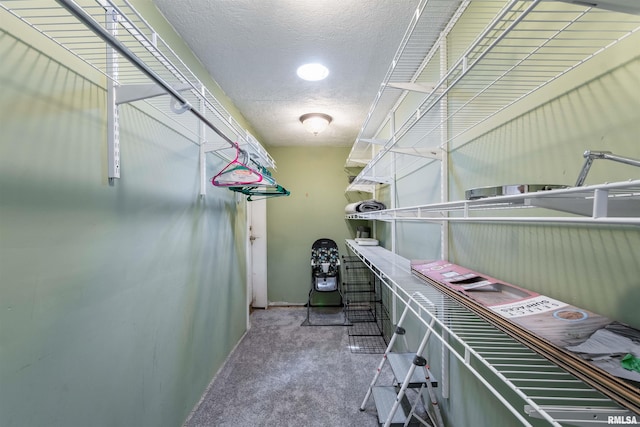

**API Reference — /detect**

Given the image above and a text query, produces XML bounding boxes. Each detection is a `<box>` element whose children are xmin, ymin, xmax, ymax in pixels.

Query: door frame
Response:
<box><xmin>246</xmin><ymin>198</ymin><xmax>268</xmax><ymax>325</ymax></box>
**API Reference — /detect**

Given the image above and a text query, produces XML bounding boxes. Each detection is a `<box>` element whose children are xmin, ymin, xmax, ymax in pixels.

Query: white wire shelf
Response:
<box><xmin>346</xmin><ymin>239</ymin><xmax>636</xmax><ymax>426</ymax></box>
<box><xmin>345</xmin><ymin>182</ymin><xmax>377</xmax><ymax>194</ymax></box>
<box><xmin>1</xmin><ymin>0</ymin><xmax>274</xmax><ymax>168</ymax></box>
<box><xmin>345</xmin><ymin>0</ymin><xmax>465</xmax><ymax>169</ymax></box>
<box><xmin>346</xmin><ymin>0</ymin><xmax>640</xmax><ymax>186</ymax></box>
<box><xmin>345</xmin><ymin>180</ymin><xmax>640</xmax><ymax>226</ymax></box>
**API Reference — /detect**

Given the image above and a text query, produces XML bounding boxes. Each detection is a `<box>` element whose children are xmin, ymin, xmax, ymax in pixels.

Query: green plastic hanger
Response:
<box><xmin>229</xmin><ymin>184</ymin><xmax>290</xmax><ymax>201</ymax></box>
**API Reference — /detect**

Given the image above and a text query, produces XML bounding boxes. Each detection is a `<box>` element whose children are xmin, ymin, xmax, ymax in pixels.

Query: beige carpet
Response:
<box><xmin>184</xmin><ymin>306</ymin><xmax>388</xmax><ymax>427</ymax></box>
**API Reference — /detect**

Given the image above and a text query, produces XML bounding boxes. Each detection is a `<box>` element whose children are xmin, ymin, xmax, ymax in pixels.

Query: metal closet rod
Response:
<box><xmin>54</xmin><ymin>0</ymin><xmax>240</xmax><ymax>151</ymax></box>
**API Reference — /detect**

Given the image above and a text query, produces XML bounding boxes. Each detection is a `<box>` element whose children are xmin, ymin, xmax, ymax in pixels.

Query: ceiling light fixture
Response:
<box><xmin>296</xmin><ymin>63</ymin><xmax>329</xmax><ymax>81</ymax></box>
<box><xmin>300</xmin><ymin>113</ymin><xmax>332</xmax><ymax>135</ymax></box>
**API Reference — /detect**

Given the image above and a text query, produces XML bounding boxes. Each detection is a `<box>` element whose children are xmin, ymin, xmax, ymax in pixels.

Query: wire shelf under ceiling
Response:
<box><xmin>346</xmin><ymin>0</ymin><xmax>640</xmax><ymax>185</ymax></box>
<box><xmin>345</xmin><ymin>0</ymin><xmax>466</xmax><ymax>169</ymax></box>
<box><xmin>1</xmin><ymin>0</ymin><xmax>274</xmax><ymax>167</ymax></box>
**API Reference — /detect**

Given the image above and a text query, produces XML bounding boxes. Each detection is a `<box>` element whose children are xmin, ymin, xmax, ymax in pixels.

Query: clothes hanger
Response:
<box><xmin>211</xmin><ymin>143</ymin><xmax>264</xmax><ymax>187</ymax></box>
<box><xmin>212</xmin><ymin>142</ymin><xmax>287</xmax><ymax>199</ymax></box>
<box><xmin>229</xmin><ymin>184</ymin><xmax>290</xmax><ymax>201</ymax></box>
<box><xmin>248</xmin><ymin>160</ymin><xmax>277</xmax><ymax>187</ymax></box>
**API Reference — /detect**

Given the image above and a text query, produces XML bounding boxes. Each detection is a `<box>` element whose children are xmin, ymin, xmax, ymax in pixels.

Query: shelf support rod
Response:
<box><xmin>199</xmin><ymin>84</ymin><xmax>207</xmax><ymax>197</ymax></box>
<box><xmin>575</xmin><ymin>150</ymin><xmax>640</xmax><ymax>187</ymax></box>
<box><xmin>390</xmin><ymin>113</ymin><xmax>397</xmax><ymax>256</ymax></box>
<box><xmin>390</xmin><ymin>113</ymin><xmax>398</xmax><ymax>324</ymax></box>
<box><xmin>105</xmin><ymin>6</ymin><xmax>119</xmax><ymax>182</ymax></box>
<box><xmin>439</xmin><ymin>32</ymin><xmax>449</xmax><ymax>262</ymax></box>
<box><xmin>439</xmin><ymin>32</ymin><xmax>450</xmax><ymax>400</ymax></box>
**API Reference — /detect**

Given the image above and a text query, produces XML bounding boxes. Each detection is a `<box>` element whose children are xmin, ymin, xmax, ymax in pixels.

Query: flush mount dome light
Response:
<box><xmin>296</xmin><ymin>63</ymin><xmax>329</xmax><ymax>81</ymax></box>
<box><xmin>300</xmin><ymin>113</ymin><xmax>332</xmax><ymax>135</ymax></box>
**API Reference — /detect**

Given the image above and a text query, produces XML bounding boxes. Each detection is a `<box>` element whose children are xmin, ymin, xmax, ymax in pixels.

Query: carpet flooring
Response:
<box><xmin>183</xmin><ymin>306</ymin><xmax>388</xmax><ymax>427</ymax></box>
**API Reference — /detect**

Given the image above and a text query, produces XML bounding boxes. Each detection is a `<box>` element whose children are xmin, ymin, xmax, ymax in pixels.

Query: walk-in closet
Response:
<box><xmin>1</xmin><ymin>1</ymin><xmax>639</xmax><ymax>426</ymax></box>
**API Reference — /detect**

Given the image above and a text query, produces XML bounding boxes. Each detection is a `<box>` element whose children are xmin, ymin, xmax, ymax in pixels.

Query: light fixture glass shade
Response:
<box><xmin>300</xmin><ymin>113</ymin><xmax>332</xmax><ymax>135</ymax></box>
<box><xmin>296</xmin><ymin>63</ymin><xmax>329</xmax><ymax>81</ymax></box>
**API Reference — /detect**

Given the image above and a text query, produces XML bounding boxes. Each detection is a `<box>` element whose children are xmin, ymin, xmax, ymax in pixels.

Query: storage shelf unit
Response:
<box><xmin>346</xmin><ymin>239</ymin><xmax>636</xmax><ymax>426</ymax></box>
<box><xmin>345</xmin><ymin>0</ymin><xmax>640</xmax><ymax>191</ymax></box>
<box><xmin>345</xmin><ymin>179</ymin><xmax>640</xmax><ymax>226</ymax></box>
<box><xmin>344</xmin><ymin>1</ymin><xmax>640</xmax><ymax>423</ymax></box>
<box><xmin>1</xmin><ymin>0</ymin><xmax>274</xmax><ymax>168</ymax></box>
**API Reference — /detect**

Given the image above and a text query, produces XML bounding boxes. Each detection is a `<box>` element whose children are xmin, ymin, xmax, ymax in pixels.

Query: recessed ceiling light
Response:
<box><xmin>296</xmin><ymin>63</ymin><xmax>329</xmax><ymax>81</ymax></box>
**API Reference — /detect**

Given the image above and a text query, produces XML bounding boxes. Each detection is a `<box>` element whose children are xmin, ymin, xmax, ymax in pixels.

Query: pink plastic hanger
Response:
<box><xmin>211</xmin><ymin>143</ymin><xmax>264</xmax><ymax>187</ymax></box>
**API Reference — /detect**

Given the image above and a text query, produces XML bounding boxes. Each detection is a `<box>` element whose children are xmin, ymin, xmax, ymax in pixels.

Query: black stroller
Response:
<box><xmin>302</xmin><ymin>238</ymin><xmax>346</xmax><ymax>326</ymax></box>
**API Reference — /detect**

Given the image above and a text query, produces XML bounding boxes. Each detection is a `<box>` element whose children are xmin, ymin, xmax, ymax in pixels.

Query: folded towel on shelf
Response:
<box><xmin>355</xmin><ymin>238</ymin><xmax>379</xmax><ymax>246</ymax></box>
<box><xmin>358</xmin><ymin>200</ymin><xmax>387</xmax><ymax>211</ymax></box>
<box><xmin>345</xmin><ymin>199</ymin><xmax>387</xmax><ymax>214</ymax></box>
<box><xmin>344</xmin><ymin>202</ymin><xmax>360</xmax><ymax>214</ymax></box>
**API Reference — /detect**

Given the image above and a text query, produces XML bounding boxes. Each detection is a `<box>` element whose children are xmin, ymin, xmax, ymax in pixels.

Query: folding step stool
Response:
<box><xmin>360</xmin><ymin>295</ymin><xmax>444</xmax><ymax>427</ymax></box>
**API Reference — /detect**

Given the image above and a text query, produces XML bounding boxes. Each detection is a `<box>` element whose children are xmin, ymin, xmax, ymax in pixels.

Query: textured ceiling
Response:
<box><xmin>152</xmin><ymin>0</ymin><xmax>420</xmax><ymax>147</ymax></box>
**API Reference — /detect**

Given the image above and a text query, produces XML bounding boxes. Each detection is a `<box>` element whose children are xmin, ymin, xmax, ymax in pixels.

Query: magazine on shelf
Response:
<box><xmin>411</xmin><ymin>260</ymin><xmax>640</xmax><ymax>385</ymax></box>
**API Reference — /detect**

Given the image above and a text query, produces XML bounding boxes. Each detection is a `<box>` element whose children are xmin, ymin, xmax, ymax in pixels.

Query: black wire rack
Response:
<box><xmin>342</xmin><ymin>256</ymin><xmax>389</xmax><ymax>353</ymax></box>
